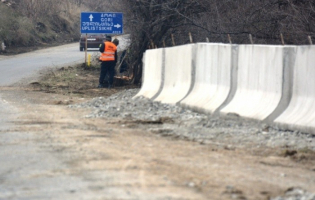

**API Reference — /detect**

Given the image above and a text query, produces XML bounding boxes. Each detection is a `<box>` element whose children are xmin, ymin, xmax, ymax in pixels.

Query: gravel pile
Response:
<box><xmin>70</xmin><ymin>88</ymin><xmax>315</xmax><ymax>199</ymax></box>
<box><xmin>70</xmin><ymin>88</ymin><xmax>315</xmax><ymax>151</ymax></box>
<box><xmin>271</xmin><ymin>188</ymin><xmax>315</xmax><ymax>200</ymax></box>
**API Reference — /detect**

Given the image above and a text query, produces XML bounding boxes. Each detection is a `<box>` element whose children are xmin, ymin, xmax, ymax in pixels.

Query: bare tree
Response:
<box><xmin>119</xmin><ymin>0</ymin><xmax>315</xmax><ymax>84</ymax></box>
<box><xmin>119</xmin><ymin>0</ymin><xmax>206</xmax><ymax>84</ymax></box>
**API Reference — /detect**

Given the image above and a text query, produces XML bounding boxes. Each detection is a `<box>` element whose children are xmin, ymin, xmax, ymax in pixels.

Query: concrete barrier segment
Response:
<box><xmin>213</xmin><ymin>45</ymin><xmax>239</xmax><ymax>115</ymax></box>
<box><xmin>153</xmin><ymin>44</ymin><xmax>195</xmax><ymax>105</ymax></box>
<box><xmin>264</xmin><ymin>46</ymin><xmax>296</xmax><ymax>123</ymax></box>
<box><xmin>180</xmin><ymin>43</ymin><xmax>236</xmax><ymax>114</ymax></box>
<box><xmin>274</xmin><ymin>46</ymin><xmax>315</xmax><ymax>134</ymax></box>
<box><xmin>133</xmin><ymin>48</ymin><xmax>164</xmax><ymax>99</ymax></box>
<box><xmin>220</xmin><ymin>45</ymin><xmax>288</xmax><ymax>120</ymax></box>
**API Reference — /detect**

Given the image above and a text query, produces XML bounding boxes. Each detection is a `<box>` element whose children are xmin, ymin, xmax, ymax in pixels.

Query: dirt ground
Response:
<box><xmin>1</xmin><ymin>64</ymin><xmax>315</xmax><ymax>200</ymax></box>
<box><xmin>28</xmin><ymin>63</ymin><xmax>137</xmax><ymax>100</ymax></box>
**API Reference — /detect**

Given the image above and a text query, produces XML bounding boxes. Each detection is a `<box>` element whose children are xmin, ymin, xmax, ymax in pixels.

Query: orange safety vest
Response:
<box><xmin>99</xmin><ymin>41</ymin><xmax>117</xmax><ymax>61</ymax></box>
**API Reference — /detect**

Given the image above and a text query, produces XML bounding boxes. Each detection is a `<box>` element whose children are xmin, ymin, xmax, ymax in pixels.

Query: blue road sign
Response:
<box><xmin>80</xmin><ymin>12</ymin><xmax>123</xmax><ymax>34</ymax></box>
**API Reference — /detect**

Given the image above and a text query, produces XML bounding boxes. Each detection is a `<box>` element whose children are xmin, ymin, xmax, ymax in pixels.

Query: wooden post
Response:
<box><xmin>150</xmin><ymin>40</ymin><xmax>155</xmax><ymax>49</ymax></box>
<box><xmin>206</xmin><ymin>37</ymin><xmax>209</xmax><ymax>43</ymax></box>
<box><xmin>280</xmin><ymin>33</ymin><xmax>285</xmax><ymax>45</ymax></box>
<box><xmin>308</xmin><ymin>36</ymin><xmax>313</xmax><ymax>45</ymax></box>
<box><xmin>189</xmin><ymin>32</ymin><xmax>193</xmax><ymax>43</ymax></box>
<box><xmin>249</xmin><ymin>34</ymin><xmax>254</xmax><ymax>44</ymax></box>
<box><xmin>171</xmin><ymin>34</ymin><xmax>175</xmax><ymax>46</ymax></box>
<box><xmin>227</xmin><ymin>34</ymin><xmax>232</xmax><ymax>44</ymax></box>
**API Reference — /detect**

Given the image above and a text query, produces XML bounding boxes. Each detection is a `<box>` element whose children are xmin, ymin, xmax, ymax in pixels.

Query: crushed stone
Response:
<box><xmin>70</xmin><ymin>88</ymin><xmax>315</xmax><ymax>151</ymax></box>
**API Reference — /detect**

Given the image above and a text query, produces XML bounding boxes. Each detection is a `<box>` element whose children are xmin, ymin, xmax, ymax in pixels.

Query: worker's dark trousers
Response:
<box><xmin>99</xmin><ymin>61</ymin><xmax>116</xmax><ymax>86</ymax></box>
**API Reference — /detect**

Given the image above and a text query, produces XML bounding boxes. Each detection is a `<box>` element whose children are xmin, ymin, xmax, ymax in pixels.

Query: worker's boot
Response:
<box><xmin>97</xmin><ymin>84</ymin><xmax>104</xmax><ymax>88</ymax></box>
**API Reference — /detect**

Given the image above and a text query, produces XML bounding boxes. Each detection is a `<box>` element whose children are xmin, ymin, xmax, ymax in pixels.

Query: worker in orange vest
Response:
<box><xmin>98</xmin><ymin>35</ymin><xmax>117</xmax><ymax>88</ymax></box>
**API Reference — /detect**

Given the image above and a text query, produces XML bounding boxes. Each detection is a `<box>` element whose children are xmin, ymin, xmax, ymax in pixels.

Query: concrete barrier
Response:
<box><xmin>219</xmin><ymin>45</ymin><xmax>296</xmax><ymax>121</ymax></box>
<box><xmin>154</xmin><ymin>44</ymin><xmax>195</xmax><ymax>104</ymax></box>
<box><xmin>135</xmin><ymin>43</ymin><xmax>315</xmax><ymax>134</ymax></box>
<box><xmin>133</xmin><ymin>48</ymin><xmax>164</xmax><ymax>99</ymax></box>
<box><xmin>180</xmin><ymin>43</ymin><xmax>238</xmax><ymax>114</ymax></box>
<box><xmin>274</xmin><ymin>46</ymin><xmax>315</xmax><ymax>134</ymax></box>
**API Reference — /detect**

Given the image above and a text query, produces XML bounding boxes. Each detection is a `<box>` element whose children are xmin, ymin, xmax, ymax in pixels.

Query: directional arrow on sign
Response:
<box><xmin>89</xmin><ymin>14</ymin><xmax>94</xmax><ymax>22</ymax></box>
<box><xmin>114</xmin><ymin>24</ymin><xmax>121</xmax><ymax>28</ymax></box>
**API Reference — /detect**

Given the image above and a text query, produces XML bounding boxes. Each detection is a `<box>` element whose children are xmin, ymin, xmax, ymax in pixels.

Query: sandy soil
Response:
<box><xmin>1</xmin><ymin>64</ymin><xmax>315</xmax><ymax>200</ymax></box>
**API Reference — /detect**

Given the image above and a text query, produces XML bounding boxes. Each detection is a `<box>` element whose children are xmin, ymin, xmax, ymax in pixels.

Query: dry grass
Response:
<box><xmin>30</xmin><ymin>63</ymin><xmax>138</xmax><ymax>99</ymax></box>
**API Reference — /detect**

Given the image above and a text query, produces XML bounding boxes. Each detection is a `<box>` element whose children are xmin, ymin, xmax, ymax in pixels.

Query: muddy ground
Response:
<box><xmin>1</xmin><ymin>62</ymin><xmax>315</xmax><ymax>200</ymax></box>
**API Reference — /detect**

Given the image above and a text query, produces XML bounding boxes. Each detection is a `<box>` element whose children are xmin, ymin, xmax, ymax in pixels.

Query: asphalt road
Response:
<box><xmin>0</xmin><ymin>43</ymin><xmax>85</xmax><ymax>86</ymax></box>
<box><xmin>0</xmin><ymin>34</ymin><xmax>130</xmax><ymax>86</ymax></box>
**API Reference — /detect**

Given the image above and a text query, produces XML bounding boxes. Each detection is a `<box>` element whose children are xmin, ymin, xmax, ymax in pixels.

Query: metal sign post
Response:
<box><xmin>85</xmin><ymin>33</ymin><xmax>87</xmax><ymax>65</ymax></box>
